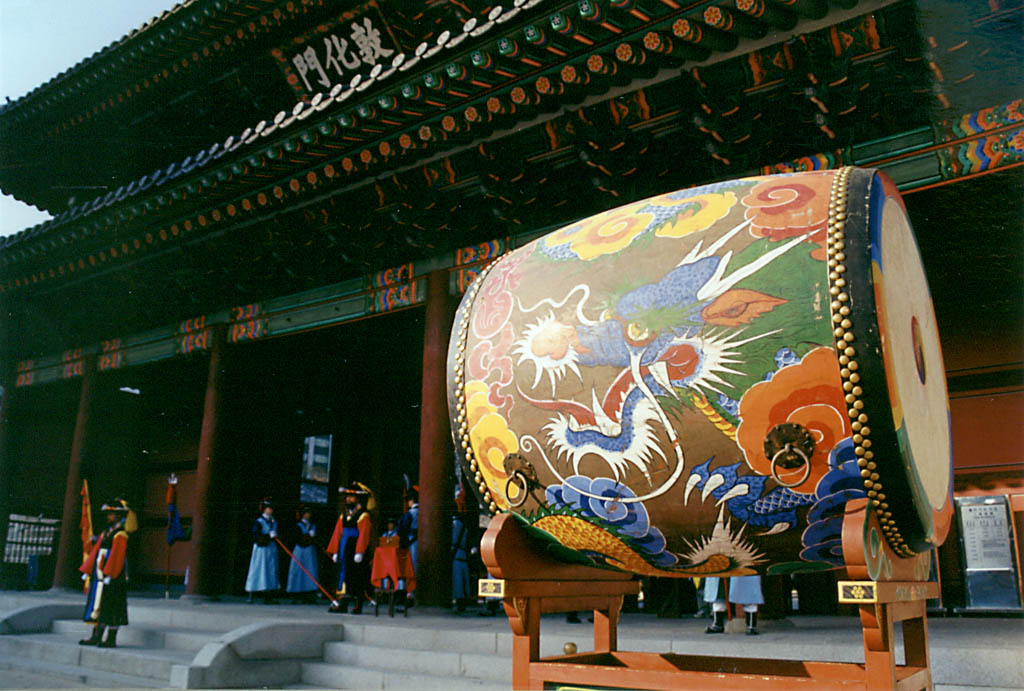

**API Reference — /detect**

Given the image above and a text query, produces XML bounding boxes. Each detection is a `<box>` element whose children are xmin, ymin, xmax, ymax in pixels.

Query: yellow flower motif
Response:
<box><xmin>652</xmin><ymin>191</ymin><xmax>737</xmax><ymax>238</ymax></box>
<box><xmin>544</xmin><ymin>200</ymin><xmax>652</xmax><ymax>260</ymax></box>
<box><xmin>464</xmin><ymin>379</ymin><xmax>517</xmax><ymax>509</ymax></box>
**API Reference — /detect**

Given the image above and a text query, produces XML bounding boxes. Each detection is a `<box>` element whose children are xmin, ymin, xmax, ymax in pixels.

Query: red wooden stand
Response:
<box><xmin>480</xmin><ymin>499</ymin><xmax>937</xmax><ymax>690</ymax></box>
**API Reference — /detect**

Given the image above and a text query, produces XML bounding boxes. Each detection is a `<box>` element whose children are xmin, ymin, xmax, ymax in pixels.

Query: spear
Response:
<box><xmin>273</xmin><ymin>536</ymin><xmax>340</xmax><ymax>608</ymax></box>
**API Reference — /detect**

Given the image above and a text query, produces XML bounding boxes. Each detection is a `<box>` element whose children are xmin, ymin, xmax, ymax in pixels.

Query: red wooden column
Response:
<box><xmin>51</xmin><ymin>356</ymin><xmax>97</xmax><ymax>590</ymax></box>
<box><xmin>0</xmin><ymin>376</ymin><xmax>14</xmax><ymax>563</ymax></box>
<box><xmin>186</xmin><ymin>326</ymin><xmax>227</xmax><ymax>596</ymax></box>
<box><xmin>416</xmin><ymin>270</ymin><xmax>456</xmax><ymax>606</ymax></box>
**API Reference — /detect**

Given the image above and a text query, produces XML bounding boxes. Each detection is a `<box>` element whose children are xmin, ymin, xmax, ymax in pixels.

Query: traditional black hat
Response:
<box><xmin>100</xmin><ymin>498</ymin><xmax>137</xmax><ymax>533</ymax></box>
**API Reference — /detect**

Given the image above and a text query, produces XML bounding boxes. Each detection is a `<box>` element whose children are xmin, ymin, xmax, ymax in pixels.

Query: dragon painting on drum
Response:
<box><xmin>448</xmin><ymin>168</ymin><xmax>954</xmax><ymax>578</ymax></box>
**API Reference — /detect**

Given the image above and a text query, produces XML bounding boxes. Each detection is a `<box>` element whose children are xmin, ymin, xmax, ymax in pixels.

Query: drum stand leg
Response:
<box><xmin>482</xmin><ymin>503</ymin><xmax>938</xmax><ymax>690</ymax></box>
<box><xmin>856</xmin><ymin>597</ymin><xmax>932</xmax><ymax>690</ymax></box>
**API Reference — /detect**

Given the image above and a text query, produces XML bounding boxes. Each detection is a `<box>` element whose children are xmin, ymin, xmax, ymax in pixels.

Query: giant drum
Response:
<box><xmin>447</xmin><ymin>167</ymin><xmax>953</xmax><ymax>577</ymax></box>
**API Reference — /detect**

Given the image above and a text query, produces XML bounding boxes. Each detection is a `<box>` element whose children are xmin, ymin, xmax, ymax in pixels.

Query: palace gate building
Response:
<box><xmin>0</xmin><ymin>0</ymin><xmax>1020</xmax><ymax>608</ymax></box>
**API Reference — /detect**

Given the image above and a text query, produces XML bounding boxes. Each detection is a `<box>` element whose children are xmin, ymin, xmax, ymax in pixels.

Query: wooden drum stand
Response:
<box><xmin>479</xmin><ymin>498</ymin><xmax>937</xmax><ymax>690</ymax></box>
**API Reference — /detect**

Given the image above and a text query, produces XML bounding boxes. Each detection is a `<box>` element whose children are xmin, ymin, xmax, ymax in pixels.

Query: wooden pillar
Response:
<box><xmin>51</xmin><ymin>356</ymin><xmax>97</xmax><ymax>590</ymax></box>
<box><xmin>416</xmin><ymin>270</ymin><xmax>455</xmax><ymax>607</ymax></box>
<box><xmin>0</xmin><ymin>375</ymin><xmax>13</xmax><ymax>563</ymax></box>
<box><xmin>186</xmin><ymin>327</ymin><xmax>227</xmax><ymax>596</ymax></box>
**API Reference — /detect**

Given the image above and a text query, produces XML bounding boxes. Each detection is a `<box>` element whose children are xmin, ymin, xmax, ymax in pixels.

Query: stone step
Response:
<box><xmin>0</xmin><ymin>632</ymin><xmax>193</xmax><ymax>682</ymax></box>
<box><xmin>51</xmin><ymin>619</ymin><xmax>216</xmax><ymax>652</ymax></box>
<box><xmin>301</xmin><ymin>660</ymin><xmax>508</xmax><ymax>690</ymax></box>
<box><xmin>346</xmin><ymin>620</ymin><xmax>504</xmax><ymax>656</ymax></box>
<box><xmin>0</xmin><ymin>651</ymin><xmax>164</xmax><ymax>688</ymax></box>
<box><xmin>323</xmin><ymin>640</ymin><xmax>507</xmax><ymax>682</ymax></box>
<box><xmin>120</xmin><ymin>604</ymin><xmax>256</xmax><ymax>632</ymax></box>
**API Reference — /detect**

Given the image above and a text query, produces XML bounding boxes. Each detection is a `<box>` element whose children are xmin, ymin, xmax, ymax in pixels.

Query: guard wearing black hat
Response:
<box><xmin>79</xmin><ymin>499</ymin><xmax>136</xmax><ymax>648</ymax></box>
<box><xmin>326</xmin><ymin>483</ymin><xmax>375</xmax><ymax>613</ymax></box>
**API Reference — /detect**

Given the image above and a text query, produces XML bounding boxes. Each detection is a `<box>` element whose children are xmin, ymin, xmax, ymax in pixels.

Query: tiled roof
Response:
<box><xmin>0</xmin><ymin>1</ymin><xmax>197</xmax><ymax>115</ymax></box>
<box><xmin>0</xmin><ymin>2</ymin><xmax>533</xmax><ymax>250</ymax></box>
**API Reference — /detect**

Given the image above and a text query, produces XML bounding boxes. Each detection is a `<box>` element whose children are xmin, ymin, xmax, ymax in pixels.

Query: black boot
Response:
<box><xmin>98</xmin><ymin>627</ymin><xmax>118</xmax><ymax>648</ymax></box>
<box><xmin>328</xmin><ymin>598</ymin><xmax>348</xmax><ymax>613</ymax></box>
<box><xmin>79</xmin><ymin>624</ymin><xmax>104</xmax><ymax>646</ymax></box>
<box><xmin>745</xmin><ymin>611</ymin><xmax>759</xmax><ymax>635</ymax></box>
<box><xmin>705</xmin><ymin>610</ymin><xmax>726</xmax><ymax>634</ymax></box>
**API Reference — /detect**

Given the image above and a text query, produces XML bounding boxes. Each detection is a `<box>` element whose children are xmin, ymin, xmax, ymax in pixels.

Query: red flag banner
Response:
<box><xmin>80</xmin><ymin>480</ymin><xmax>92</xmax><ymax>593</ymax></box>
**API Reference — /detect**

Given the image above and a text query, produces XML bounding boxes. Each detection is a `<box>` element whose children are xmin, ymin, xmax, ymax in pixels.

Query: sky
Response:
<box><xmin>0</xmin><ymin>0</ymin><xmax>176</xmax><ymax>238</ymax></box>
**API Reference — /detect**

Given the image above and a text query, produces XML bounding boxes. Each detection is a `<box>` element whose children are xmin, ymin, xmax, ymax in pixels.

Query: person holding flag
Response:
<box><xmin>163</xmin><ymin>474</ymin><xmax>188</xmax><ymax>598</ymax></box>
<box><xmin>79</xmin><ymin>498</ymin><xmax>137</xmax><ymax>648</ymax></box>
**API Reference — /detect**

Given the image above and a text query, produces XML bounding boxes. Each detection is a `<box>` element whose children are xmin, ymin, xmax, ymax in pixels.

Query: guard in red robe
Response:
<box><xmin>326</xmin><ymin>483</ymin><xmax>374</xmax><ymax>613</ymax></box>
<box><xmin>79</xmin><ymin>499</ymin><xmax>136</xmax><ymax>648</ymax></box>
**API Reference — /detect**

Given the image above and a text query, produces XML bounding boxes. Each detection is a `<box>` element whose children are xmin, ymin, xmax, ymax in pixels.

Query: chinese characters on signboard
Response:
<box><xmin>292</xmin><ymin>17</ymin><xmax>394</xmax><ymax>92</ymax></box>
<box><xmin>273</xmin><ymin>3</ymin><xmax>400</xmax><ymax>98</ymax></box>
<box><xmin>300</xmin><ymin>434</ymin><xmax>333</xmax><ymax>504</ymax></box>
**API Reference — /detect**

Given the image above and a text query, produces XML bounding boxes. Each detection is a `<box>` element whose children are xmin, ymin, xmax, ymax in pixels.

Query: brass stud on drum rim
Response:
<box><xmin>825</xmin><ymin>167</ymin><xmax>913</xmax><ymax>557</ymax></box>
<box><xmin>450</xmin><ymin>255</ymin><xmax>507</xmax><ymax>515</ymax></box>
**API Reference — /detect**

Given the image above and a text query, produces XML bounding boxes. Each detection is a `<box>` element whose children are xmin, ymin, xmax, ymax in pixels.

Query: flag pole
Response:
<box><xmin>273</xmin><ymin>536</ymin><xmax>339</xmax><ymax>607</ymax></box>
<box><xmin>165</xmin><ymin>473</ymin><xmax>178</xmax><ymax>599</ymax></box>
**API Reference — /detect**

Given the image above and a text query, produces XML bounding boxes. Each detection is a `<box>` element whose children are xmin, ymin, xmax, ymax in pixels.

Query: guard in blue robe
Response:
<box><xmin>398</xmin><ymin>492</ymin><xmax>418</xmax><ymax>572</ymax></box>
<box><xmin>703</xmin><ymin>575</ymin><xmax>764</xmax><ymax>635</ymax></box>
<box><xmin>286</xmin><ymin>508</ymin><xmax>319</xmax><ymax>603</ymax></box>
<box><xmin>245</xmin><ymin>499</ymin><xmax>280</xmax><ymax>603</ymax></box>
<box><xmin>451</xmin><ymin>513</ymin><xmax>473</xmax><ymax>613</ymax></box>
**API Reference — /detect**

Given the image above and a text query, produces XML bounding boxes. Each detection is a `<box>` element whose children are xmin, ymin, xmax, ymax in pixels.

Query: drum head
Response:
<box><xmin>862</xmin><ymin>174</ymin><xmax>954</xmax><ymax>551</ymax></box>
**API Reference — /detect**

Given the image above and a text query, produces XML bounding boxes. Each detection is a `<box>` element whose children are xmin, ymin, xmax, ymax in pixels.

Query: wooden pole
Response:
<box><xmin>185</xmin><ymin>326</ymin><xmax>227</xmax><ymax>597</ymax></box>
<box><xmin>416</xmin><ymin>270</ymin><xmax>455</xmax><ymax>607</ymax></box>
<box><xmin>51</xmin><ymin>357</ymin><xmax>97</xmax><ymax>590</ymax></box>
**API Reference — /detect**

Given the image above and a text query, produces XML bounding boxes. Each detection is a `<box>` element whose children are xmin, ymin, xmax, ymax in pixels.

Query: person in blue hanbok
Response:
<box><xmin>451</xmin><ymin>511</ymin><xmax>475</xmax><ymax>613</ymax></box>
<box><xmin>286</xmin><ymin>506</ymin><xmax>319</xmax><ymax>603</ymax></box>
<box><xmin>398</xmin><ymin>490</ymin><xmax>419</xmax><ymax>571</ymax></box>
<box><xmin>245</xmin><ymin>498</ymin><xmax>280</xmax><ymax>604</ymax></box>
<box><xmin>703</xmin><ymin>575</ymin><xmax>763</xmax><ymax>635</ymax></box>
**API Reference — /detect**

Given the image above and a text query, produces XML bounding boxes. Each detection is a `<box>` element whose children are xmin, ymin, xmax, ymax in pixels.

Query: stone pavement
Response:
<box><xmin>0</xmin><ymin>590</ymin><xmax>1020</xmax><ymax>689</ymax></box>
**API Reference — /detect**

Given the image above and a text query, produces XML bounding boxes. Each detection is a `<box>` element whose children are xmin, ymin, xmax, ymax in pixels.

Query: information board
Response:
<box><xmin>956</xmin><ymin>495</ymin><xmax>1022</xmax><ymax>610</ymax></box>
<box><xmin>960</xmin><ymin>501</ymin><xmax>1015</xmax><ymax>571</ymax></box>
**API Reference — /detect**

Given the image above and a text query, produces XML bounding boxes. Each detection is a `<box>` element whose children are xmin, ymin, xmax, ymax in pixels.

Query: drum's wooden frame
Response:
<box><xmin>481</xmin><ymin>498</ymin><xmax>937</xmax><ymax>690</ymax></box>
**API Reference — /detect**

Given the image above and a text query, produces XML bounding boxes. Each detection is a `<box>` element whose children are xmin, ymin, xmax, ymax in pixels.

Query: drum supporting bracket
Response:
<box><xmin>482</xmin><ymin>500</ymin><xmax>937</xmax><ymax>691</ymax></box>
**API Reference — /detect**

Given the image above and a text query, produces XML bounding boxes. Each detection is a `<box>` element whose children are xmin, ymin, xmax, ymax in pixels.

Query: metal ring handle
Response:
<box><xmin>770</xmin><ymin>444</ymin><xmax>812</xmax><ymax>488</ymax></box>
<box><xmin>505</xmin><ymin>472</ymin><xmax>530</xmax><ymax>508</ymax></box>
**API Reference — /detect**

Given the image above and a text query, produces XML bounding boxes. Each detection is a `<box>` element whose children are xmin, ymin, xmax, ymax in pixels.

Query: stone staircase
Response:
<box><xmin>0</xmin><ymin>596</ymin><xmax>228</xmax><ymax>688</ymax></box>
<box><xmin>0</xmin><ymin>626</ymin><xmax>211</xmax><ymax>688</ymax></box>
<box><xmin>298</xmin><ymin>618</ymin><xmax>512</xmax><ymax>689</ymax></box>
<box><xmin>1</xmin><ymin>591</ymin><xmax>1020</xmax><ymax>689</ymax></box>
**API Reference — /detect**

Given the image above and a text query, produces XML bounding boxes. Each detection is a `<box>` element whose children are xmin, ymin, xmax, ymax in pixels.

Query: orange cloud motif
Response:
<box><xmin>741</xmin><ymin>172</ymin><xmax>832</xmax><ymax>260</ymax></box>
<box><xmin>736</xmin><ymin>347</ymin><xmax>850</xmax><ymax>494</ymax></box>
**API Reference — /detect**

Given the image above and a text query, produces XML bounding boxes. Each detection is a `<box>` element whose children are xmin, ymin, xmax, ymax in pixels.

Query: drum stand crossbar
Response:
<box><xmin>480</xmin><ymin>500</ymin><xmax>937</xmax><ymax>691</ymax></box>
